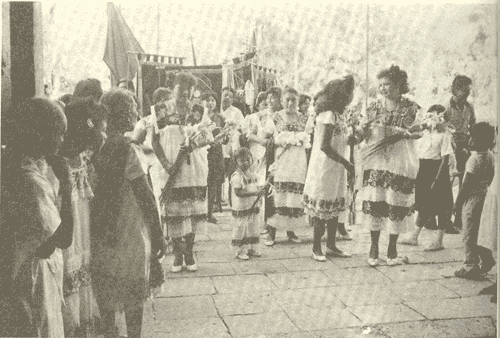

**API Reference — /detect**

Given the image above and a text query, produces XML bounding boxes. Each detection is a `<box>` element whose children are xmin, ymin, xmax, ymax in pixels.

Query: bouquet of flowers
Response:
<box><xmin>415</xmin><ymin>112</ymin><xmax>455</xmax><ymax>134</ymax></box>
<box><xmin>275</xmin><ymin>131</ymin><xmax>311</xmax><ymax>148</ymax></box>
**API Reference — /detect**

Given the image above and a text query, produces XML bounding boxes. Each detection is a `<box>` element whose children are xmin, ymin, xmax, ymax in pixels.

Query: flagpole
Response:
<box><xmin>156</xmin><ymin>3</ymin><xmax>160</xmax><ymax>54</ymax></box>
<box><xmin>190</xmin><ymin>35</ymin><xmax>197</xmax><ymax>66</ymax></box>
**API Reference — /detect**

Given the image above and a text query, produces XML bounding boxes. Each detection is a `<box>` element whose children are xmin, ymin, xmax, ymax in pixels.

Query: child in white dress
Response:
<box><xmin>302</xmin><ymin>76</ymin><xmax>356</xmax><ymax>261</ymax></box>
<box><xmin>231</xmin><ymin>148</ymin><xmax>265</xmax><ymax>260</ymax></box>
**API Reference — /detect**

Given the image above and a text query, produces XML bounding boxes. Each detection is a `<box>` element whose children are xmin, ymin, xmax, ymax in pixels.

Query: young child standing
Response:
<box><xmin>454</xmin><ymin>122</ymin><xmax>495</xmax><ymax>279</ymax></box>
<box><xmin>231</xmin><ymin>148</ymin><xmax>265</xmax><ymax>260</ymax></box>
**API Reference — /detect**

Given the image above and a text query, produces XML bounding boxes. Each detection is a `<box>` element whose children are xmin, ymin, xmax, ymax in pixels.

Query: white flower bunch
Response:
<box><xmin>419</xmin><ymin>112</ymin><xmax>450</xmax><ymax>133</ymax></box>
<box><xmin>275</xmin><ymin>131</ymin><xmax>311</xmax><ymax>148</ymax></box>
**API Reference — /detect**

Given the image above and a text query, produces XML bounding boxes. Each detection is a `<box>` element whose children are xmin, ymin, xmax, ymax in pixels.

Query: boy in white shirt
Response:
<box><xmin>400</xmin><ymin>104</ymin><xmax>455</xmax><ymax>251</ymax></box>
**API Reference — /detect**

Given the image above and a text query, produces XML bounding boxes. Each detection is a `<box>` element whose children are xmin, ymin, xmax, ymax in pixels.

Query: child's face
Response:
<box><xmin>192</xmin><ymin>110</ymin><xmax>203</xmax><ymax>123</ymax></box>
<box><xmin>282</xmin><ymin>93</ymin><xmax>298</xmax><ymax>114</ymax></box>
<box><xmin>236</xmin><ymin>155</ymin><xmax>252</xmax><ymax>172</ymax></box>
<box><xmin>93</xmin><ymin>120</ymin><xmax>108</xmax><ymax>153</ymax></box>
<box><xmin>204</xmin><ymin>96</ymin><xmax>216</xmax><ymax>112</ymax></box>
<box><xmin>314</xmin><ymin>93</ymin><xmax>327</xmax><ymax>114</ymax></box>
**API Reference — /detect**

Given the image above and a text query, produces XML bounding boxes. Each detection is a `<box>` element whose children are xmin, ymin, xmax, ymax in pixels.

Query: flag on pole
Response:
<box><xmin>103</xmin><ymin>2</ymin><xmax>144</xmax><ymax>83</ymax></box>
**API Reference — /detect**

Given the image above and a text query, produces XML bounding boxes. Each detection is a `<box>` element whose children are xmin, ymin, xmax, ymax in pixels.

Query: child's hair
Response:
<box><xmin>470</xmin><ymin>122</ymin><xmax>496</xmax><ymax>151</ymax></box>
<box><xmin>233</xmin><ymin>147</ymin><xmax>253</xmax><ymax>163</ymax></box>
<box><xmin>427</xmin><ymin>104</ymin><xmax>446</xmax><ymax>114</ymax></box>
<box><xmin>299</xmin><ymin>94</ymin><xmax>311</xmax><ymax>106</ymax></box>
<box><xmin>222</xmin><ymin>86</ymin><xmax>235</xmax><ymax>96</ymax></box>
<box><xmin>59</xmin><ymin>93</ymin><xmax>73</xmax><ymax>106</ymax></box>
<box><xmin>186</xmin><ymin>104</ymin><xmax>204</xmax><ymax>125</ymax></box>
<box><xmin>201</xmin><ymin>91</ymin><xmax>217</xmax><ymax>102</ymax></box>
<box><xmin>100</xmin><ymin>88</ymin><xmax>135</xmax><ymax>132</ymax></box>
<box><xmin>152</xmin><ymin>87</ymin><xmax>172</xmax><ymax>104</ymax></box>
<box><xmin>266</xmin><ymin>87</ymin><xmax>282</xmax><ymax>101</ymax></box>
<box><xmin>174</xmin><ymin>72</ymin><xmax>198</xmax><ymax>88</ymax></box>
<box><xmin>255</xmin><ymin>91</ymin><xmax>267</xmax><ymax>110</ymax></box>
<box><xmin>62</xmin><ymin>97</ymin><xmax>109</xmax><ymax>154</ymax></box>
<box><xmin>10</xmin><ymin>97</ymin><xmax>65</xmax><ymax>156</ymax></box>
<box><xmin>74</xmin><ymin>78</ymin><xmax>104</xmax><ymax>102</ymax></box>
<box><xmin>282</xmin><ymin>86</ymin><xmax>299</xmax><ymax>98</ymax></box>
<box><xmin>191</xmin><ymin>104</ymin><xmax>204</xmax><ymax>115</ymax></box>
<box><xmin>314</xmin><ymin>75</ymin><xmax>355</xmax><ymax>114</ymax></box>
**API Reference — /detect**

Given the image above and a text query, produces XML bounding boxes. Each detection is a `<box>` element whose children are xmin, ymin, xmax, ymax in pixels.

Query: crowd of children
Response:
<box><xmin>0</xmin><ymin>68</ymin><xmax>496</xmax><ymax>337</ymax></box>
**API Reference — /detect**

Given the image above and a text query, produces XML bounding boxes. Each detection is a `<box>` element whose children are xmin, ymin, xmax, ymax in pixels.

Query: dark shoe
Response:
<box><xmin>479</xmin><ymin>248</ymin><xmax>496</xmax><ymax>274</ymax></box>
<box><xmin>171</xmin><ymin>238</ymin><xmax>183</xmax><ymax>273</ymax></box>
<box><xmin>287</xmin><ymin>231</ymin><xmax>301</xmax><ymax>243</ymax></box>
<box><xmin>325</xmin><ymin>247</ymin><xmax>352</xmax><ymax>258</ymax></box>
<box><xmin>207</xmin><ymin>215</ymin><xmax>218</xmax><ymax>224</ymax></box>
<box><xmin>454</xmin><ymin>265</ymin><xmax>481</xmax><ymax>279</ymax></box>
<box><xmin>479</xmin><ymin>283</ymin><xmax>497</xmax><ymax>295</ymax></box>
<box><xmin>184</xmin><ymin>233</ymin><xmax>198</xmax><ymax>272</ymax></box>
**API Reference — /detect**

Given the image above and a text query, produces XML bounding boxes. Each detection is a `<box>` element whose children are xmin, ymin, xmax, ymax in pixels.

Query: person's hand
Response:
<box><xmin>344</xmin><ymin>160</ymin><xmax>355</xmax><ymax>174</ymax></box>
<box><xmin>405</xmin><ymin>132</ymin><xmax>422</xmax><ymax>140</ymax></box>
<box><xmin>47</xmin><ymin>155</ymin><xmax>71</xmax><ymax>193</ymax></box>
<box><xmin>180</xmin><ymin>144</ymin><xmax>193</xmax><ymax>154</ymax></box>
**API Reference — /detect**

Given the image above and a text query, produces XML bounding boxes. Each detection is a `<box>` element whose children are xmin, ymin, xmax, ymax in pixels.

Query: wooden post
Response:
<box><xmin>9</xmin><ymin>2</ymin><xmax>44</xmax><ymax>106</ymax></box>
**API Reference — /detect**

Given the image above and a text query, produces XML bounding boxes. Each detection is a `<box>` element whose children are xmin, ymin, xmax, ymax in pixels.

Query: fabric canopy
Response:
<box><xmin>103</xmin><ymin>2</ymin><xmax>144</xmax><ymax>82</ymax></box>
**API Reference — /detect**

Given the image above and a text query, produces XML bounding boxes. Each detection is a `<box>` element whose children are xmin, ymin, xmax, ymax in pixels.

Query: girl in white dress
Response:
<box><xmin>59</xmin><ymin>97</ymin><xmax>108</xmax><ymax>337</ymax></box>
<box><xmin>230</xmin><ymin>148</ymin><xmax>265</xmax><ymax>259</ymax></box>
<box><xmin>242</xmin><ymin>92</ymin><xmax>270</xmax><ymax>233</ymax></box>
<box><xmin>92</xmin><ymin>89</ymin><xmax>165</xmax><ymax>338</ymax></box>
<box><xmin>303</xmin><ymin>76</ymin><xmax>356</xmax><ymax>261</ymax></box>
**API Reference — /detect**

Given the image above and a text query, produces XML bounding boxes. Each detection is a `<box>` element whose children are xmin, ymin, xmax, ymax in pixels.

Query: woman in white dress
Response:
<box><xmin>266</xmin><ymin>87</ymin><xmax>309</xmax><ymax>245</ymax></box>
<box><xmin>303</xmin><ymin>76</ymin><xmax>356</xmax><ymax>261</ymax></box>
<box><xmin>357</xmin><ymin>65</ymin><xmax>422</xmax><ymax>267</ymax></box>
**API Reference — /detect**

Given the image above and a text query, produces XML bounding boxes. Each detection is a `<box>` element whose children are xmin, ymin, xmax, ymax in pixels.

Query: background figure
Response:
<box><xmin>152</xmin><ymin>73</ymin><xmax>210</xmax><ymax>273</ymax></box>
<box><xmin>202</xmin><ymin>92</ymin><xmax>227</xmax><ymax>224</ymax></box>
<box><xmin>444</xmin><ymin>75</ymin><xmax>476</xmax><ymax>187</ymax></box>
<box><xmin>73</xmin><ymin>78</ymin><xmax>104</xmax><ymax>102</ymax></box>
<box><xmin>303</xmin><ymin>76</ymin><xmax>355</xmax><ymax>261</ymax></box>
<box><xmin>59</xmin><ymin>93</ymin><xmax>73</xmax><ymax>106</ymax></box>
<box><xmin>265</xmin><ymin>87</ymin><xmax>307</xmax><ymax>246</ymax></box>
<box><xmin>477</xmin><ymin>131</ymin><xmax>497</xmax><ymax>302</ymax></box>
<box><xmin>357</xmin><ymin>65</ymin><xmax>421</xmax><ymax>267</ymax></box>
<box><xmin>220</xmin><ymin>86</ymin><xmax>245</xmax><ymax>206</ymax></box>
<box><xmin>59</xmin><ymin>97</ymin><xmax>108</xmax><ymax>337</ymax></box>
<box><xmin>242</xmin><ymin>91</ymin><xmax>271</xmax><ymax>234</ymax></box>
<box><xmin>400</xmin><ymin>104</ymin><xmax>454</xmax><ymax>251</ymax></box>
<box><xmin>453</xmin><ymin>122</ymin><xmax>495</xmax><ymax>279</ymax></box>
<box><xmin>91</xmin><ymin>88</ymin><xmax>165</xmax><ymax>338</ymax></box>
<box><xmin>298</xmin><ymin>94</ymin><xmax>311</xmax><ymax>120</ymax></box>
<box><xmin>0</xmin><ymin>98</ymin><xmax>71</xmax><ymax>337</ymax></box>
